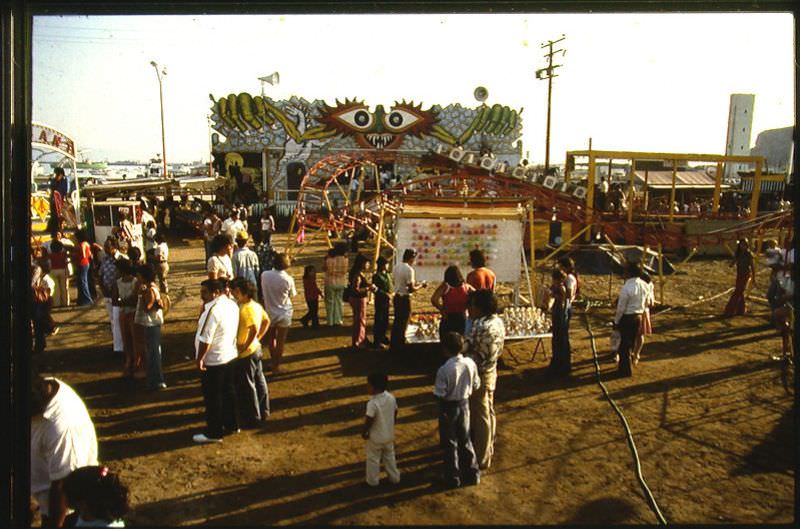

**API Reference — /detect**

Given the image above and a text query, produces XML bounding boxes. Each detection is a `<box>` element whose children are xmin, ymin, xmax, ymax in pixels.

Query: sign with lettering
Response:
<box><xmin>31</xmin><ymin>123</ymin><xmax>76</xmax><ymax>158</ymax></box>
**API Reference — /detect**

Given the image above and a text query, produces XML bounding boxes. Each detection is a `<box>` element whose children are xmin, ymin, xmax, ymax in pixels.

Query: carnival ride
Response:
<box><xmin>288</xmin><ymin>148</ymin><xmax>793</xmax><ymax>266</ymax></box>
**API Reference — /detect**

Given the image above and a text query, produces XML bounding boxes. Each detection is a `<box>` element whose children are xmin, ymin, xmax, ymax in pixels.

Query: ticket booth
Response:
<box><xmin>90</xmin><ymin>200</ymin><xmax>144</xmax><ymax>253</ymax></box>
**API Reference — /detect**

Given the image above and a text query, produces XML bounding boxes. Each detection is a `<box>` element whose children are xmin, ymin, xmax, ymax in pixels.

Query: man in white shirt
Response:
<box><xmin>433</xmin><ymin>333</ymin><xmax>481</xmax><ymax>488</ymax></box>
<box><xmin>194</xmin><ymin>278</ymin><xmax>241</xmax><ymax>443</ymax></box>
<box><xmin>31</xmin><ymin>374</ymin><xmax>98</xmax><ymax>527</ymax></box>
<box><xmin>220</xmin><ymin>210</ymin><xmax>245</xmax><ymax>242</ymax></box>
<box><xmin>614</xmin><ymin>262</ymin><xmax>649</xmax><ymax>377</ymax></box>
<box><xmin>390</xmin><ymin>249</ymin><xmax>427</xmax><ymax>352</ymax></box>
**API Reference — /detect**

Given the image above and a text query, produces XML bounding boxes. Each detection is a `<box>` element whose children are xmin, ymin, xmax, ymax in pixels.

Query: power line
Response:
<box><xmin>536</xmin><ymin>34</ymin><xmax>566</xmax><ymax>173</ymax></box>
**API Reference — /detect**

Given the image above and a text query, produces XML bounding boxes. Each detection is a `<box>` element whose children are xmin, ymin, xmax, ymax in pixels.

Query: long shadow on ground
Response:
<box><xmin>130</xmin><ymin>445</ymin><xmax>444</xmax><ymax>525</ymax></box>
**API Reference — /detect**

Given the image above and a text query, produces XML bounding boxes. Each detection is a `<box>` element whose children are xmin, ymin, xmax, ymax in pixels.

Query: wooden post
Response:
<box><xmin>607</xmin><ymin>270</ymin><xmax>613</xmax><ymax>303</ymax></box>
<box><xmin>657</xmin><ymin>242</ymin><xmax>664</xmax><ymax>305</ymax></box>
<box><xmin>372</xmin><ymin>197</ymin><xmax>385</xmax><ymax>272</ymax></box>
<box><xmin>712</xmin><ymin>161</ymin><xmax>723</xmax><ymax>213</ymax></box>
<box><xmin>564</xmin><ymin>154</ymin><xmax>571</xmax><ymax>183</ymax></box>
<box><xmin>528</xmin><ymin>202</ymin><xmax>536</xmax><ymax>301</ymax></box>
<box><xmin>627</xmin><ymin>159</ymin><xmax>636</xmax><ymax>223</ymax></box>
<box><xmin>669</xmin><ymin>159</ymin><xmax>677</xmax><ymax>223</ymax></box>
<box><xmin>749</xmin><ymin>159</ymin><xmax>762</xmax><ymax>219</ymax></box>
<box><xmin>644</xmin><ymin>168</ymin><xmax>649</xmax><ymax>211</ymax></box>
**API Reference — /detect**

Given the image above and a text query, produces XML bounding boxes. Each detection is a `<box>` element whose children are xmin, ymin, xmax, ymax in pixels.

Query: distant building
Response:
<box><xmin>724</xmin><ymin>93</ymin><xmax>755</xmax><ymax>183</ymax></box>
<box><xmin>749</xmin><ymin>126</ymin><xmax>793</xmax><ymax>177</ymax></box>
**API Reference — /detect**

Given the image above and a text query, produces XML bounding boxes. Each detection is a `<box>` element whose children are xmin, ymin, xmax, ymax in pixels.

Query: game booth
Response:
<box><xmin>394</xmin><ymin>201</ymin><xmax>553</xmax><ymax>360</ymax></box>
<box><xmin>89</xmin><ymin>200</ymin><xmax>145</xmax><ymax>253</ymax></box>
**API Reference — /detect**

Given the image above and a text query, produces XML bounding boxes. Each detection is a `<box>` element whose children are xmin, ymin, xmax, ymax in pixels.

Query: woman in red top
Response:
<box><xmin>466</xmin><ymin>249</ymin><xmax>496</xmax><ymax>291</ymax></box>
<box><xmin>431</xmin><ymin>265</ymin><xmax>475</xmax><ymax>340</ymax></box>
<box><xmin>75</xmin><ymin>229</ymin><xmax>94</xmax><ymax>306</ymax></box>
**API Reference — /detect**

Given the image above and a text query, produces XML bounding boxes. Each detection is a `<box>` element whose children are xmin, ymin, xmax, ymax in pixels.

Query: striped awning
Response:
<box><xmin>740</xmin><ymin>179</ymin><xmax>786</xmax><ymax>193</ymax></box>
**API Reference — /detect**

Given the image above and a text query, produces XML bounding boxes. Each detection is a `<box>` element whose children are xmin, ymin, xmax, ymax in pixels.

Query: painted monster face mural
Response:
<box><xmin>317</xmin><ymin>100</ymin><xmax>437</xmax><ymax>150</ymax></box>
<box><xmin>209</xmin><ymin>92</ymin><xmax>523</xmax><ymax>192</ymax></box>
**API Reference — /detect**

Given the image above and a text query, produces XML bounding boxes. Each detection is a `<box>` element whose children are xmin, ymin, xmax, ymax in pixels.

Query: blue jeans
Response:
<box><xmin>235</xmin><ymin>353</ymin><xmax>270</xmax><ymax>422</ymax></box>
<box><xmin>144</xmin><ymin>325</ymin><xmax>165</xmax><ymax>388</ymax></box>
<box><xmin>77</xmin><ymin>264</ymin><xmax>93</xmax><ymax>305</ymax></box>
<box><xmin>438</xmin><ymin>399</ymin><xmax>480</xmax><ymax>486</ymax></box>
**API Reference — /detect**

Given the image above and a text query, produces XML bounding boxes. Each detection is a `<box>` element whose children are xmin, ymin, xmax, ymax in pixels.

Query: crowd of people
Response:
<box><xmin>29</xmin><ymin>187</ymin><xmax>795</xmax><ymax>522</ymax></box>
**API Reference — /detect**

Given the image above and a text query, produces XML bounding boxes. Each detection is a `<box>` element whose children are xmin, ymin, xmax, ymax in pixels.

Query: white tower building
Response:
<box><xmin>724</xmin><ymin>93</ymin><xmax>755</xmax><ymax>183</ymax></box>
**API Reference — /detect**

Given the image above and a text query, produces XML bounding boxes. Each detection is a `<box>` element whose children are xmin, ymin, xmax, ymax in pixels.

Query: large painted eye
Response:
<box><xmin>335</xmin><ymin>108</ymin><xmax>374</xmax><ymax>131</ymax></box>
<box><xmin>383</xmin><ymin>108</ymin><xmax>423</xmax><ymax>132</ymax></box>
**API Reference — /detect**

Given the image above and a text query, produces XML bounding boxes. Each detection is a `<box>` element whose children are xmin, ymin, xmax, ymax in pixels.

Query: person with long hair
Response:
<box><xmin>371</xmin><ymin>256</ymin><xmax>393</xmax><ymax>348</ymax></box>
<box><xmin>431</xmin><ymin>265</ymin><xmax>475</xmax><ymax>340</ymax></box>
<box><xmin>63</xmin><ymin>465</ymin><xmax>130</xmax><ymax>527</ymax></box>
<box><xmin>75</xmin><ymin>229</ymin><xmax>94</xmax><ymax>306</ymax></box>
<box><xmin>134</xmin><ymin>264</ymin><xmax>166</xmax><ymax>390</ymax></box>
<box><xmin>544</xmin><ymin>269</ymin><xmax>571</xmax><ymax>377</ymax></box>
<box><xmin>323</xmin><ymin>242</ymin><xmax>349</xmax><ymax>326</ymax></box>
<box><xmin>112</xmin><ymin>259</ymin><xmax>140</xmax><ymax>378</ymax></box>
<box><xmin>633</xmin><ymin>271</ymin><xmax>655</xmax><ymax>365</ymax></box>
<box><xmin>260</xmin><ymin>253</ymin><xmax>297</xmax><ymax>374</ymax></box>
<box><xmin>724</xmin><ymin>238</ymin><xmax>756</xmax><ymax>317</ymax></box>
<box><xmin>348</xmin><ymin>254</ymin><xmax>376</xmax><ymax>350</ymax></box>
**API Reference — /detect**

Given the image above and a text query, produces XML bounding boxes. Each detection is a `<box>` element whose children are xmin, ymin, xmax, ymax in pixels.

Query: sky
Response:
<box><xmin>32</xmin><ymin>13</ymin><xmax>794</xmax><ymax>164</ymax></box>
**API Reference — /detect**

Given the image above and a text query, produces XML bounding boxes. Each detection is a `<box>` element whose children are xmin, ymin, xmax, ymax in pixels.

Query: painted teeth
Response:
<box><xmin>366</xmin><ymin>133</ymin><xmax>394</xmax><ymax>149</ymax></box>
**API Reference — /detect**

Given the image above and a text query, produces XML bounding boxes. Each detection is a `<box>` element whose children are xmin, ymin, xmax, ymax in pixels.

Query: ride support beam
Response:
<box><xmin>712</xmin><ymin>162</ymin><xmax>723</xmax><ymax>213</ymax></box>
<box><xmin>669</xmin><ymin>159</ymin><xmax>677</xmax><ymax>223</ymax></box>
<box><xmin>657</xmin><ymin>242</ymin><xmax>665</xmax><ymax>305</ymax></box>
<box><xmin>528</xmin><ymin>202</ymin><xmax>536</xmax><ymax>300</ymax></box>
<box><xmin>749</xmin><ymin>159</ymin><xmax>763</xmax><ymax>219</ymax></box>
<box><xmin>627</xmin><ymin>159</ymin><xmax>636</xmax><ymax>224</ymax></box>
<box><xmin>585</xmin><ymin>153</ymin><xmax>596</xmax><ymax>241</ymax></box>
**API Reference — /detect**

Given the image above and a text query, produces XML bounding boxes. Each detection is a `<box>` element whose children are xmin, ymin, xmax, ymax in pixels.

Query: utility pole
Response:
<box><xmin>150</xmin><ymin>60</ymin><xmax>168</xmax><ymax>178</ymax></box>
<box><xmin>536</xmin><ymin>35</ymin><xmax>566</xmax><ymax>174</ymax></box>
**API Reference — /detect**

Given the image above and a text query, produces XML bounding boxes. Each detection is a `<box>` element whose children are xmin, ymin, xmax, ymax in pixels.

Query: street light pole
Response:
<box><xmin>150</xmin><ymin>60</ymin><xmax>168</xmax><ymax>178</ymax></box>
<box><xmin>536</xmin><ymin>35</ymin><xmax>566</xmax><ymax>174</ymax></box>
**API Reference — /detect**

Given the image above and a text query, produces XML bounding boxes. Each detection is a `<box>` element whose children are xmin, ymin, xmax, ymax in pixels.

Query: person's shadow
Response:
<box><xmin>566</xmin><ymin>497</ymin><xmax>640</xmax><ymax>524</ymax></box>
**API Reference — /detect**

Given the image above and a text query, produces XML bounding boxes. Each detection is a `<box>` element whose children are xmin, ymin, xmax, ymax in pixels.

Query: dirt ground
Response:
<box><xmin>39</xmin><ymin>232</ymin><xmax>794</xmax><ymax>525</ymax></box>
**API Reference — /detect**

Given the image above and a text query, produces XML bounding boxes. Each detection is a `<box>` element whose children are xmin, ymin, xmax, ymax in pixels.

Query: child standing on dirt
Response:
<box><xmin>300</xmin><ymin>265</ymin><xmax>322</xmax><ymax>328</ymax></box>
<box><xmin>362</xmin><ymin>372</ymin><xmax>400</xmax><ymax>487</ymax></box>
<box><xmin>433</xmin><ymin>332</ymin><xmax>481</xmax><ymax>488</ymax></box>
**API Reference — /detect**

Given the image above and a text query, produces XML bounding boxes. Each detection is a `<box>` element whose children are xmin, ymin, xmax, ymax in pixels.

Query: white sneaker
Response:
<box><xmin>192</xmin><ymin>433</ymin><xmax>222</xmax><ymax>444</ymax></box>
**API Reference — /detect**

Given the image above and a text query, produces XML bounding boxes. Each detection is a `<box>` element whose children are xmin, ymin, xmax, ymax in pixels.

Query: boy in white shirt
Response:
<box><xmin>362</xmin><ymin>372</ymin><xmax>400</xmax><ymax>487</ymax></box>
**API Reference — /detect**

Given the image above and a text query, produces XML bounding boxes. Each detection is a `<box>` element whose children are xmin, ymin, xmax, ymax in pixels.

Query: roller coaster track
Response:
<box><xmin>295</xmin><ymin>153</ymin><xmax>793</xmax><ymax>251</ymax></box>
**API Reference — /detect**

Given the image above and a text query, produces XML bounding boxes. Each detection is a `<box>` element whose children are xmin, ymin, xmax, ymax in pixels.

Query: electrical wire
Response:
<box><xmin>583</xmin><ymin>310</ymin><xmax>668</xmax><ymax>526</ymax></box>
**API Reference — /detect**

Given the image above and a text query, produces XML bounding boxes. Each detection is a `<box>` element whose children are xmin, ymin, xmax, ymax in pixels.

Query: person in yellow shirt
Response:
<box><xmin>230</xmin><ymin>277</ymin><xmax>271</xmax><ymax>428</ymax></box>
